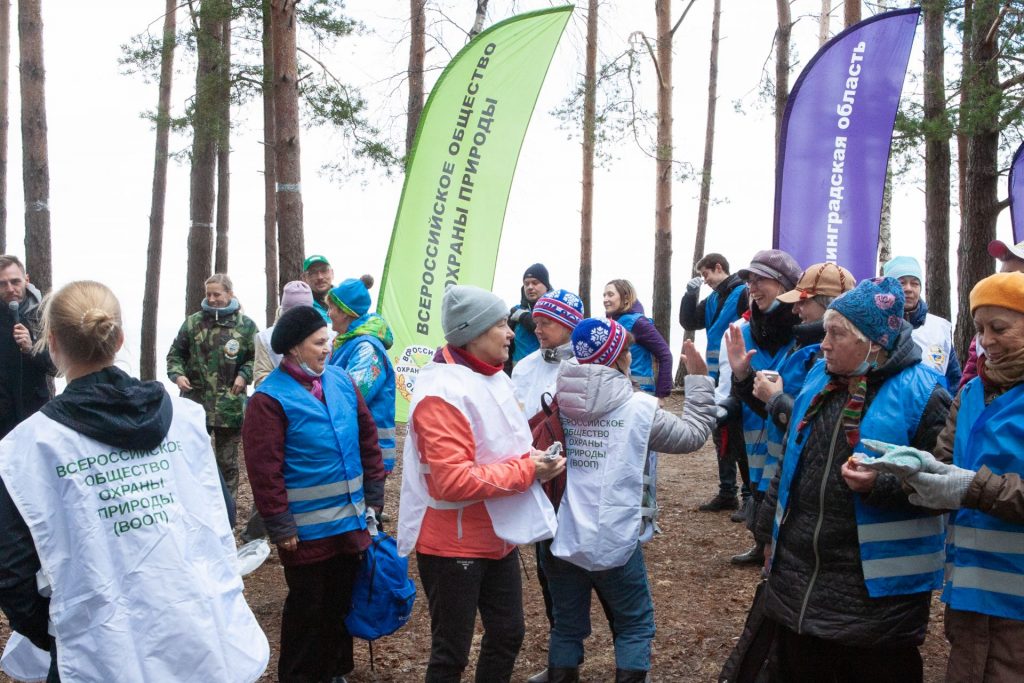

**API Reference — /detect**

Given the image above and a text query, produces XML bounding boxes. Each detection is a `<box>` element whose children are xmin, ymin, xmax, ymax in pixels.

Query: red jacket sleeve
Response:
<box><xmin>411</xmin><ymin>395</ymin><xmax>536</xmax><ymax>502</ymax></box>
<box><xmin>241</xmin><ymin>392</ymin><xmax>295</xmax><ymax>541</ymax></box>
<box><xmin>353</xmin><ymin>379</ymin><xmax>387</xmax><ymax>510</ymax></box>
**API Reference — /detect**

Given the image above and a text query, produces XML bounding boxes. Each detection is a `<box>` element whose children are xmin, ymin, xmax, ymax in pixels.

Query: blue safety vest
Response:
<box><xmin>512</xmin><ymin>306</ymin><xmax>539</xmax><ymax>364</ymax></box>
<box><xmin>257</xmin><ymin>366</ymin><xmax>368</xmax><ymax>541</ymax></box>
<box><xmin>741</xmin><ymin>324</ymin><xmax>795</xmax><ymax>488</ymax></box>
<box><xmin>331</xmin><ymin>334</ymin><xmax>397</xmax><ymax>472</ymax></box>
<box><xmin>943</xmin><ymin>379</ymin><xmax>1024</xmax><ymax>620</ymax></box>
<box><xmin>619</xmin><ymin>312</ymin><xmax>656</xmax><ymax>393</ymax></box>
<box><xmin>705</xmin><ymin>284</ymin><xmax>747</xmax><ymax>384</ymax></box>
<box><xmin>771</xmin><ymin>361</ymin><xmax>946</xmax><ymax>598</ymax></box>
<box><xmin>759</xmin><ymin>344</ymin><xmax>822</xmax><ymax>492</ymax></box>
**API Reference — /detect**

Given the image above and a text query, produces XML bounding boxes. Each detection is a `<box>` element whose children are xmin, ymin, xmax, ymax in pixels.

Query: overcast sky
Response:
<box><xmin>2</xmin><ymin>0</ymin><xmax>1013</xmax><ymax>381</ymax></box>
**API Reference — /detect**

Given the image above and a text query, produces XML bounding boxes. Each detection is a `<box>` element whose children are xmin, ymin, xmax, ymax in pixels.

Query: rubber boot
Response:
<box><xmin>526</xmin><ymin>669</ymin><xmax>549</xmax><ymax>683</ymax></box>
<box><xmin>615</xmin><ymin>669</ymin><xmax>648</xmax><ymax>683</ymax></box>
<box><xmin>730</xmin><ymin>542</ymin><xmax>765</xmax><ymax>566</ymax></box>
<box><xmin>547</xmin><ymin>667</ymin><xmax>580</xmax><ymax>683</ymax></box>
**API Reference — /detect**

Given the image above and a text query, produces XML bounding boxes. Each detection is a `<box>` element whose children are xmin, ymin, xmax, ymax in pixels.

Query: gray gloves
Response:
<box><xmin>857</xmin><ymin>438</ymin><xmax>976</xmax><ymax>510</ymax></box>
<box><xmin>509</xmin><ymin>307</ymin><xmax>529</xmax><ymax>324</ymax></box>
<box><xmin>686</xmin><ymin>276</ymin><xmax>703</xmax><ymax>293</ymax></box>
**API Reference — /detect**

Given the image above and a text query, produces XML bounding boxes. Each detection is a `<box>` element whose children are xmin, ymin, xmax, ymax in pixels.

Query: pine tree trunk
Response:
<box><xmin>185</xmin><ymin>0</ymin><xmax>226</xmax><ymax>313</ymax></box>
<box><xmin>469</xmin><ymin>0</ymin><xmax>488</xmax><ymax>40</ymax></box>
<box><xmin>406</xmin><ymin>0</ymin><xmax>425</xmax><ymax>157</ymax></box>
<box><xmin>923</xmin><ymin>0</ymin><xmax>951</xmax><ymax>319</ymax></box>
<box><xmin>579</xmin><ymin>0</ymin><xmax>597</xmax><ymax>317</ymax></box>
<box><xmin>819</xmin><ymin>0</ymin><xmax>831</xmax><ymax>46</ymax></box>
<box><xmin>215</xmin><ymin>9</ymin><xmax>231</xmax><ymax>274</ymax></box>
<box><xmin>774</xmin><ymin>0</ymin><xmax>791</xmax><ymax>166</ymax></box>
<box><xmin>272</xmin><ymin>0</ymin><xmax>304</xmax><ymax>288</ymax></box>
<box><xmin>141</xmin><ymin>0</ymin><xmax>177</xmax><ymax>381</ymax></box>
<box><xmin>957</xmin><ymin>0</ymin><xmax>973</xmax><ymax>246</ymax></box>
<box><xmin>19</xmin><ymin>0</ymin><xmax>50</xmax><ymax>293</ymax></box>
<box><xmin>652</xmin><ymin>0</ymin><xmax>673</xmax><ymax>342</ymax></box>
<box><xmin>262</xmin><ymin>0</ymin><xmax>278</xmax><ymax>326</ymax></box>
<box><xmin>878</xmin><ymin>169</ymin><xmax>893</xmax><ymax>268</ymax></box>
<box><xmin>956</xmin><ymin>0</ymin><xmax>1000</xmax><ymax>361</ymax></box>
<box><xmin>0</xmin><ymin>0</ymin><xmax>9</xmax><ymax>254</ymax></box>
<box><xmin>845</xmin><ymin>0</ymin><xmax>861</xmax><ymax>27</ymax></box>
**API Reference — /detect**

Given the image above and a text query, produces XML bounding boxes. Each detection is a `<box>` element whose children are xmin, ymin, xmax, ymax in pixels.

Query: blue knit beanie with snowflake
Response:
<box><xmin>533</xmin><ymin>289</ymin><xmax>585</xmax><ymax>330</ymax></box>
<box><xmin>571</xmin><ymin>317</ymin><xmax>628</xmax><ymax>366</ymax></box>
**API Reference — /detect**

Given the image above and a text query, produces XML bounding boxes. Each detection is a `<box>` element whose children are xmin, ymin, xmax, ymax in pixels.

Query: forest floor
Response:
<box><xmin>0</xmin><ymin>393</ymin><xmax>951</xmax><ymax>682</ymax></box>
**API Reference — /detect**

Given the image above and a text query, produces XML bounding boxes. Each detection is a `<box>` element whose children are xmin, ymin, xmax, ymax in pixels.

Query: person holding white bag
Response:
<box><xmin>0</xmin><ymin>280</ymin><xmax>267</xmax><ymax>683</ymax></box>
<box><xmin>397</xmin><ymin>284</ymin><xmax>565</xmax><ymax>683</ymax></box>
<box><xmin>538</xmin><ymin>318</ymin><xmax>716</xmax><ymax>683</ymax></box>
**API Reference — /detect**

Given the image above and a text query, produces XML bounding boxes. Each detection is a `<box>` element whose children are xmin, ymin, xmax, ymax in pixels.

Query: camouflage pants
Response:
<box><xmin>208</xmin><ymin>426</ymin><xmax>242</xmax><ymax>499</ymax></box>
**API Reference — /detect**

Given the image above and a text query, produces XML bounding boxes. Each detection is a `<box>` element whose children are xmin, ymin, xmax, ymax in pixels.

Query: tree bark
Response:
<box><xmin>923</xmin><ymin>0</ymin><xmax>951</xmax><ymax>319</ymax></box>
<box><xmin>956</xmin><ymin>0</ymin><xmax>1000</xmax><ymax>360</ymax></box>
<box><xmin>877</xmin><ymin>170</ymin><xmax>892</xmax><ymax>268</ymax></box>
<box><xmin>140</xmin><ymin>0</ymin><xmax>177</xmax><ymax>381</ymax></box>
<box><xmin>272</xmin><ymin>0</ymin><xmax>304</xmax><ymax>289</ymax></box>
<box><xmin>579</xmin><ymin>0</ymin><xmax>597</xmax><ymax>317</ymax></box>
<box><xmin>0</xmin><ymin>0</ymin><xmax>9</xmax><ymax>254</ymax></box>
<box><xmin>406</xmin><ymin>0</ymin><xmax>425</xmax><ymax>157</ymax></box>
<box><xmin>844</xmin><ymin>0</ymin><xmax>861</xmax><ymax>27</ymax></box>
<box><xmin>19</xmin><ymin>0</ymin><xmax>50</xmax><ymax>293</ymax></box>
<box><xmin>185</xmin><ymin>0</ymin><xmax>226</xmax><ymax>313</ymax></box>
<box><xmin>469</xmin><ymin>0</ymin><xmax>488</xmax><ymax>40</ymax></box>
<box><xmin>775</xmin><ymin>0</ymin><xmax>791</xmax><ymax>166</ymax></box>
<box><xmin>262</xmin><ymin>0</ymin><xmax>278</xmax><ymax>326</ymax></box>
<box><xmin>215</xmin><ymin>7</ymin><xmax>231</xmax><ymax>274</ymax></box>
<box><xmin>957</xmin><ymin>0</ymin><xmax>973</xmax><ymax>239</ymax></box>
<box><xmin>652</xmin><ymin>0</ymin><xmax>673</xmax><ymax>341</ymax></box>
<box><xmin>819</xmin><ymin>0</ymin><xmax>831</xmax><ymax>46</ymax></box>
<box><xmin>691</xmin><ymin>0</ymin><xmax>720</xmax><ymax>289</ymax></box>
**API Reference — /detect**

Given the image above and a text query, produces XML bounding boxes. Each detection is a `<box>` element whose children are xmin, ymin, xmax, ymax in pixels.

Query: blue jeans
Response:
<box><xmin>540</xmin><ymin>542</ymin><xmax>655</xmax><ymax>672</ymax></box>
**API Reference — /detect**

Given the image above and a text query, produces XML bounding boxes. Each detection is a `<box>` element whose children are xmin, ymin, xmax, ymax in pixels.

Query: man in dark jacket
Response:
<box><xmin>754</xmin><ymin>277</ymin><xmax>951</xmax><ymax>682</ymax></box>
<box><xmin>680</xmin><ymin>252</ymin><xmax>749</xmax><ymax>512</ymax></box>
<box><xmin>0</xmin><ymin>255</ymin><xmax>55</xmax><ymax>439</ymax></box>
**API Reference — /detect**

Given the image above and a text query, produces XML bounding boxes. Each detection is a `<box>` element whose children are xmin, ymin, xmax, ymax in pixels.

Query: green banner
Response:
<box><xmin>379</xmin><ymin>6</ymin><xmax>573</xmax><ymax>422</ymax></box>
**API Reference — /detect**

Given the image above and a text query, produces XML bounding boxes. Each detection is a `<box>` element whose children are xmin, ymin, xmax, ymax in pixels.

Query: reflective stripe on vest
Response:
<box><xmin>330</xmin><ymin>334</ymin><xmax>397</xmax><ymax>472</ymax></box>
<box><xmin>943</xmin><ymin>379</ymin><xmax>1024</xmax><ymax>620</ymax></box>
<box><xmin>759</xmin><ymin>345</ymin><xmax>823</xmax><ymax>493</ymax></box>
<box><xmin>618</xmin><ymin>313</ymin><xmax>656</xmax><ymax>393</ymax></box>
<box><xmin>0</xmin><ymin>402</ymin><xmax>270</xmax><ymax>682</ymax></box>
<box><xmin>772</xmin><ymin>361</ymin><xmax>945</xmax><ymax>598</ymax></box>
<box><xmin>741</xmin><ymin>324</ymin><xmax>794</xmax><ymax>488</ymax></box>
<box><xmin>552</xmin><ymin>389</ymin><xmax>658</xmax><ymax>571</ymax></box>
<box><xmin>705</xmin><ymin>284</ymin><xmax>747</xmax><ymax>383</ymax></box>
<box><xmin>257</xmin><ymin>366</ymin><xmax>367</xmax><ymax>541</ymax></box>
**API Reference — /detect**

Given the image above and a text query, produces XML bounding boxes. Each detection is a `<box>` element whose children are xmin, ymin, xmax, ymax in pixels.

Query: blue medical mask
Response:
<box><xmin>850</xmin><ymin>346</ymin><xmax>879</xmax><ymax>376</ymax></box>
<box><xmin>298</xmin><ymin>360</ymin><xmax>325</xmax><ymax>378</ymax></box>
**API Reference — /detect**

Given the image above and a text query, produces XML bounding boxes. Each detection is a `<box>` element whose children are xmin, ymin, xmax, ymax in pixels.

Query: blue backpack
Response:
<box><xmin>345</xmin><ymin>529</ymin><xmax>417</xmax><ymax>641</ymax></box>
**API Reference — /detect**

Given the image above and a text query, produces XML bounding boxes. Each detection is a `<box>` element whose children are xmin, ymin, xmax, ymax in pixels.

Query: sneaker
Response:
<box><xmin>698</xmin><ymin>494</ymin><xmax>739</xmax><ymax>512</ymax></box>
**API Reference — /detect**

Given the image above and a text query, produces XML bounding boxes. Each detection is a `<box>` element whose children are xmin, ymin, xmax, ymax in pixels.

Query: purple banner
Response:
<box><xmin>1009</xmin><ymin>141</ymin><xmax>1024</xmax><ymax>244</ymax></box>
<box><xmin>773</xmin><ymin>8</ymin><xmax>920</xmax><ymax>281</ymax></box>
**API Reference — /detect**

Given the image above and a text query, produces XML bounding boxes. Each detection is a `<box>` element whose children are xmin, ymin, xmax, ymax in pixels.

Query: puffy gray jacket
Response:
<box><xmin>556</xmin><ymin>361</ymin><xmax>716</xmax><ymax>453</ymax></box>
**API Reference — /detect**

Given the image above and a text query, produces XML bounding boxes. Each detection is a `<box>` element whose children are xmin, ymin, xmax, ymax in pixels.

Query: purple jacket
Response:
<box><xmin>610</xmin><ymin>301</ymin><xmax>674</xmax><ymax>398</ymax></box>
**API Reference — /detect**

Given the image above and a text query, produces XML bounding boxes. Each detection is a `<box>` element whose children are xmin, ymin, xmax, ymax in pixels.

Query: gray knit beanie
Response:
<box><xmin>442</xmin><ymin>285</ymin><xmax>508</xmax><ymax>347</ymax></box>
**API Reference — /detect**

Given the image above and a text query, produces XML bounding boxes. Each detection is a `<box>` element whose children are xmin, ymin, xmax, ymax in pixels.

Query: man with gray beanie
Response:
<box><xmin>398</xmin><ymin>284</ymin><xmax>565</xmax><ymax>683</ymax></box>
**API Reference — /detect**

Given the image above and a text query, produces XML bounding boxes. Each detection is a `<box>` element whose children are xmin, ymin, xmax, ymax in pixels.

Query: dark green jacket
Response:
<box><xmin>166</xmin><ymin>308</ymin><xmax>258</xmax><ymax>428</ymax></box>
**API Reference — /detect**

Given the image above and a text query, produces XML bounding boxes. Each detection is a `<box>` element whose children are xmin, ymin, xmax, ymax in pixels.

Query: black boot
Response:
<box><xmin>615</xmin><ymin>669</ymin><xmax>649</xmax><ymax>683</ymax></box>
<box><xmin>526</xmin><ymin>669</ymin><xmax>549</xmax><ymax>683</ymax></box>
<box><xmin>548</xmin><ymin>667</ymin><xmax>579</xmax><ymax>683</ymax></box>
<box><xmin>730</xmin><ymin>542</ymin><xmax>765</xmax><ymax>566</ymax></box>
<box><xmin>698</xmin><ymin>493</ymin><xmax>739</xmax><ymax>512</ymax></box>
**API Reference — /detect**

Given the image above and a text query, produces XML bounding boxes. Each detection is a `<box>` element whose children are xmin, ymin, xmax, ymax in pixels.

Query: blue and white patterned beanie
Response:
<box><xmin>828</xmin><ymin>277</ymin><xmax>905</xmax><ymax>351</ymax></box>
<box><xmin>571</xmin><ymin>318</ymin><xmax>628</xmax><ymax>366</ymax></box>
<box><xmin>532</xmin><ymin>289</ymin><xmax>585</xmax><ymax>330</ymax></box>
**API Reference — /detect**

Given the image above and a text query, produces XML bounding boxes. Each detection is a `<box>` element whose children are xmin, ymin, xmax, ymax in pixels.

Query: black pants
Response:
<box><xmin>279</xmin><ymin>553</ymin><xmax>359</xmax><ymax>683</ymax></box>
<box><xmin>774</xmin><ymin>626</ymin><xmax>923</xmax><ymax>683</ymax></box>
<box><xmin>535</xmin><ymin>540</ymin><xmax>617</xmax><ymax>637</ymax></box>
<box><xmin>417</xmin><ymin>550</ymin><xmax>525</xmax><ymax>683</ymax></box>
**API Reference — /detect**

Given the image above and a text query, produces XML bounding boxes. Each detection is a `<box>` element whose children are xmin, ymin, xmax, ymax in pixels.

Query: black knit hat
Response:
<box><xmin>271</xmin><ymin>305</ymin><xmax>327</xmax><ymax>354</ymax></box>
<box><xmin>523</xmin><ymin>263</ymin><xmax>552</xmax><ymax>290</ymax></box>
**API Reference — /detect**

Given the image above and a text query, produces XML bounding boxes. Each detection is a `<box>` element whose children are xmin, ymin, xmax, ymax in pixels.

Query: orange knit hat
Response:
<box><xmin>969</xmin><ymin>272</ymin><xmax>1024</xmax><ymax>315</ymax></box>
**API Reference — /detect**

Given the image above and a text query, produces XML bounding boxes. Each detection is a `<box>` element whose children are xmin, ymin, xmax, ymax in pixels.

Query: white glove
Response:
<box><xmin>686</xmin><ymin>276</ymin><xmax>703</xmax><ymax>293</ymax></box>
<box><xmin>366</xmin><ymin>508</ymin><xmax>379</xmax><ymax>537</ymax></box>
<box><xmin>856</xmin><ymin>439</ymin><xmax>951</xmax><ymax>479</ymax></box>
<box><xmin>906</xmin><ymin>466</ymin><xmax>976</xmax><ymax>510</ymax></box>
<box><xmin>509</xmin><ymin>308</ymin><xmax>529</xmax><ymax>324</ymax></box>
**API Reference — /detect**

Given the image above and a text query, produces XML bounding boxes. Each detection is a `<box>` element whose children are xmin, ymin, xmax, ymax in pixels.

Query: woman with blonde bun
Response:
<box><xmin>0</xmin><ymin>280</ymin><xmax>268</xmax><ymax>683</ymax></box>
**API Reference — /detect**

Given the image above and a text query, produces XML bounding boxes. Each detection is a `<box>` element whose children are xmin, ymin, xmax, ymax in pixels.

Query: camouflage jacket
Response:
<box><xmin>166</xmin><ymin>308</ymin><xmax>258</xmax><ymax>428</ymax></box>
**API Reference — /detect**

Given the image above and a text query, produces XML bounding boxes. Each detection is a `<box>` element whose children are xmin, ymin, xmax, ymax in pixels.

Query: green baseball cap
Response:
<box><xmin>303</xmin><ymin>254</ymin><xmax>331</xmax><ymax>271</ymax></box>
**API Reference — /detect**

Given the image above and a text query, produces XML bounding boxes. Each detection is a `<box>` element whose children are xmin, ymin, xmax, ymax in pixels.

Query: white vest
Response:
<box><xmin>912</xmin><ymin>313</ymin><xmax>954</xmax><ymax>377</ymax></box>
<box><xmin>0</xmin><ymin>398</ymin><xmax>269</xmax><ymax>683</ymax></box>
<box><xmin>397</xmin><ymin>361</ymin><xmax>558</xmax><ymax>557</ymax></box>
<box><xmin>256</xmin><ymin>327</ymin><xmax>283</xmax><ymax>368</ymax></box>
<box><xmin>511</xmin><ymin>347</ymin><xmax>564</xmax><ymax>418</ymax></box>
<box><xmin>552</xmin><ymin>391</ymin><xmax>658</xmax><ymax>571</ymax></box>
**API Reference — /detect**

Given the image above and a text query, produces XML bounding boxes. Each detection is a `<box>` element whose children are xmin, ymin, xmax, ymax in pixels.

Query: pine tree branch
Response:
<box><xmin>669</xmin><ymin>0</ymin><xmax>700</xmax><ymax>37</ymax></box>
